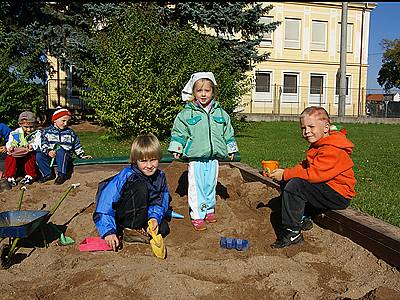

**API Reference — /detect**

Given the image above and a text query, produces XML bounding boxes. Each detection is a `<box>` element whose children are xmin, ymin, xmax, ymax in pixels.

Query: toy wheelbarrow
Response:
<box><xmin>0</xmin><ymin>183</ymin><xmax>80</xmax><ymax>269</ymax></box>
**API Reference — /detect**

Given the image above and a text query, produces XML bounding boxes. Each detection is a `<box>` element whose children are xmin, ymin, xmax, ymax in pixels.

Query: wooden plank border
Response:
<box><xmin>230</xmin><ymin>162</ymin><xmax>400</xmax><ymax>270</ymax></box>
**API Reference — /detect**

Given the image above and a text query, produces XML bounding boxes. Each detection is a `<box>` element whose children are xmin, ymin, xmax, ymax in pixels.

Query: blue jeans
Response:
<box><xmin>36</xmin><ymin>147</ymin><xmax>72</xmax><ymax>177</ymax></box>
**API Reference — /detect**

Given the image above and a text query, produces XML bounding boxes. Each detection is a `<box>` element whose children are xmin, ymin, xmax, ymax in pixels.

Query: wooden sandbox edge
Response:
<box><xmin>230</xmin><ymin>162</ymin><xmax>400</xmax><ymax>270</ymax></box>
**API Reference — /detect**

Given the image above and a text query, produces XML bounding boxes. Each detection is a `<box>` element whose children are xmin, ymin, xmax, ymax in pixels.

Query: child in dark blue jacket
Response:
<box><xmin>36</xmin><ymin>107</ymin><xmax>92</xmax><ymax>185</ymax></box>
<box><xmin>93</xmin><ymin>133</ymin><xmax>171</xmax><ymax>251</ymax></box>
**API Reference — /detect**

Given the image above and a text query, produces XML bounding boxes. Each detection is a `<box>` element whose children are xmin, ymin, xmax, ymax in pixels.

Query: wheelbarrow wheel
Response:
<box><xmin>0</xmin><ymin>244</ymin><xmax>12</xmax><ymax>269</ymax></box>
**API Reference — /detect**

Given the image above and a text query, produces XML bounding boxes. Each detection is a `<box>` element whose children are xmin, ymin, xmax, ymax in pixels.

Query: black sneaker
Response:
<box><xmin>39</xmin><ymin>174</ymin><xmax>56</xmax><ymax>183</ymax></box>
<box><xmin>20</xmin><ymin>175</ymin><xmax>33</xmax><ymax>185</ymax></box>
<box><xmin>123</xmin><ymin>228</ymin><xmax>150</xmax><ymax>244</ymax></box>
<box><xmin>300</xmin><ymin>217</ymin><xmax>313</xmax><ymax>231</ymax></box>
<box><xmin>7</xmin><ymin>177</ymin><xmax>17</xmax><ymax>188</ymax></box>
<box><xmin>54</xmin><ymin>174</ymin><xmax>67</xmax><ymax>185</ymax></box>
<box><xmin>271</xmin><ymin>229</ymin><xmax>304</xmax><ymax>249</ymax></box>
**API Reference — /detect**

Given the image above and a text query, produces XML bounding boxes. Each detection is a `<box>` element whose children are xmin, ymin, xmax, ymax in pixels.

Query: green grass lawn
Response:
<box><xmin>77</xmin><ymin>121</ymin><xmax>400</xmax><ymax>227</ymax></box>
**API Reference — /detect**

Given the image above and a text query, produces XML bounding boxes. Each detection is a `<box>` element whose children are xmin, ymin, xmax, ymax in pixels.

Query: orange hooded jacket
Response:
<box><xmin>283</xmin><ymin>131</ymin><xmax>356</xmax><ymax>199</ymax></box>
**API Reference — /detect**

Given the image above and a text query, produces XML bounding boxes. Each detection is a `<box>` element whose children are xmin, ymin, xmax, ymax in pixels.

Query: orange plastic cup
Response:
<box><xmin>261</xmin><ymin>160</ymin><xmax>279</xmax><ymax>177</ymax></box>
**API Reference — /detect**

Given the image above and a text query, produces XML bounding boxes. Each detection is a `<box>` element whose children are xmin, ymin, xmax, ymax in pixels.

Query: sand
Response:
<box><xmin>0</xmin><ymin>161</ymin><xmax>399</xmax><ymax>300</ymax></box>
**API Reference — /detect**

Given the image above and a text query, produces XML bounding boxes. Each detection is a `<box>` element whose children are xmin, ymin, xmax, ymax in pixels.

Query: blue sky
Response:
<box><xmin>367</xmin><ymin>2</ymin><xmax>400</xmax><ymax>91</ymax></box>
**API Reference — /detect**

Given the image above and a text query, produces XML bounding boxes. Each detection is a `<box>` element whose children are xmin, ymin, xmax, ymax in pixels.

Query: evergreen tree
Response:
<box><xmin>156</xmin><ymin>2</ymin><xmax>280</xmax><ymax>71</ymax></box>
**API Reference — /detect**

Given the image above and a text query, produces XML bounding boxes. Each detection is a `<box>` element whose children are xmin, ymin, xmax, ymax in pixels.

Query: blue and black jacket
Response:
<box><xmin>93</xmin><ymin>164</ymin><xmax>170</xmax><ymax>238</ymax></box>
<box><xmin>40</xmin><ymin>125</ymin><xmax>85</xmax><ymax>157</ymax></box>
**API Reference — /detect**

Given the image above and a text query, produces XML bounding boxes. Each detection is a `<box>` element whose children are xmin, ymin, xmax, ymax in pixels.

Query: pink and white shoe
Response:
<box><xmin>205</xmin><ymin>213</ymin><xmax>217</xmax><ymax>223</ymax></box>
<box><xmin>191</xmin><ymin>219</ymin><xmax>207</xmax><ymax>231</ymax></box>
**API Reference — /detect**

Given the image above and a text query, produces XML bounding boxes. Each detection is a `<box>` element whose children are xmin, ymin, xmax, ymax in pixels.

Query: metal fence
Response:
<box><xmin>365</xmin><ymin>88</ymin><xmax>400</xmax><ymax>118</ymax></box>
<box><xmin>248</xmin><ymin>85</ymin><xmax>400</xmax><ymax>118</ymax></box>
<box><xmin>45</xmin><ymin>78</ymin><xmax>400</xmax><ymax>119</ymax></box>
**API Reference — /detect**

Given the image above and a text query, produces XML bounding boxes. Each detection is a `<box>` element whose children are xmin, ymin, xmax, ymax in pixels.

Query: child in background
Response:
<box><xmin>269</xmin><ymin>106</ymin><xmax>356</xmax><ymax>248</ymax></box>
<box><xmin>4</xmin><ymin>111</ymin><xmax>41</xmax><ymax>186</ymax></box>
<box><xmin>93</xmin><ymin>133</ymin><xmax>171</xmax><ymax>252</ymax></box>
<box><xmin>0</xmin><ymin>122</ymin><xmax>12</xmax><ymax>178</ymax></box>
<box><xmin>168</xmin><ymin>72</ymin><xmax>239</xmax><ymax>231</ymax></box>
<box><xmin>36</xmin><ymin>107</ymin><xmax>92</xmax><ymax>185</ymax></box>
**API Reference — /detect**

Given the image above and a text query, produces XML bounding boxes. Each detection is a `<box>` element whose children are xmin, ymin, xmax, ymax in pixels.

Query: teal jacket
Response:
<box><xmin>168</xmin><ymin>100</ymin><xmax>238</xmax><ymax>160</ymax></box>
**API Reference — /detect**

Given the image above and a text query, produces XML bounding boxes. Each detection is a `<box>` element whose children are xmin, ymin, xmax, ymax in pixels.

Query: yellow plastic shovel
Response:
<box><xmin>147</xmin><ymin>220</ymin><xmax>166</xmax><ymax>259</ymax></box>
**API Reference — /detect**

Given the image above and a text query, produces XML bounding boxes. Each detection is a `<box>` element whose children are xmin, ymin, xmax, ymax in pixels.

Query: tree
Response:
<box><xmin>0</xmin><ymin>2</ymin><xmax>278</xmax><ymax>136</ymax></box>
<box><xmin>0</xmin><ymin>15</ymin><xmax>44</xmax><ymax>126</ymax></box>
<box><xmin>378</xmin><ymin>38</ymin><xmax>400</xmax><ymax>90</ymax></box>
<box><xmin>155</xmin><ymin>2</ymin><xmax>280</xmax><ymax>71</ymax></box>
<box><xmin>0</xmin><ymin>2</ymin><xmax>129</xmax><ymax>80</ymax></box>
<box><xmin>0</xmin><ymin>2</ymin><xmax>128</xmax><ymax>122</ymax></box>
<box><xmin>82</xmin><ymin>5</ymin><xmax>246</xmax><ymax>139</ymax></box>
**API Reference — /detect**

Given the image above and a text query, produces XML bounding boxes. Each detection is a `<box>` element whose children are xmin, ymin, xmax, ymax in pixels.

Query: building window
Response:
<box><xmin>311</xmin><ymin>20</ymin><xmax>327</xmax><ymax>51</ymax></box>
<box><xmin>335</xmin><ymin>74</ymin><xmax>351</xmax><ymax>104</ymax></box>
<box><xmin>254</xmin><ymin>71</ymin><xmax>273</xmax><ymax>102</ymax></box>
<box><xmin>256</xmin><ymin>72</ymin><xmax>271</xmax><ymax>93</ymax></box>
<box><xmin>337</xmin><ymin>23</ymin><xmax>353</xmax><ymax>52</ymax></box>
<box><xmin>260</xmin><ymin>16</ymin><xmax>273</xmax><ymax>46</ymax></box>
<box><xmin>284</xmin><ymin>18</ymin><xmax>300</xmax><ymax>49</ymax></box>
<box><xmin>282</xmin><ymin>73</ymin><xmax>299</xmax><ymax>103</ymax></box>
<box><xmin>309</xmin><ymin>74</ymin><xmax>326</xmax><ymax>104</ymax></box>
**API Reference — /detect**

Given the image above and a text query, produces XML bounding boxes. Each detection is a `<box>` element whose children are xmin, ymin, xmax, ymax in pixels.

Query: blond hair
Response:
<box><xmin>300</xmin><ymin>106</ymin><xmax>330</xmax><ymax>123</ymax></box>
<box><xmin>188</xmin><ymin>78</ymin><xmax>216</xmax><ymax>102</ymax></box>
<box><xmin>130</xmin><ymin>133</ymin><xmax>162</xmax><ymax>163</ymax></box>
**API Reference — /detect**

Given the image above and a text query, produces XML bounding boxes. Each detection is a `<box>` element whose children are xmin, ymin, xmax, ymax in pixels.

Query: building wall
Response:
<box><xmin>46</xmin><ymin>55</ymin><xmax>68</xmax><ymax>109</ymax></box>
<box><xmin>242</xmin><ymin>2</ymin><xmax>375</xmax><ymax>116</ymax></box>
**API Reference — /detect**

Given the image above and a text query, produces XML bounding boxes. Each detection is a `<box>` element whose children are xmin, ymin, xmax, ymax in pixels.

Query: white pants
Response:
<box><xmin>188</xmin><ymin>159</ymin><xmax>219</xmax><ymax>220</ymax></box>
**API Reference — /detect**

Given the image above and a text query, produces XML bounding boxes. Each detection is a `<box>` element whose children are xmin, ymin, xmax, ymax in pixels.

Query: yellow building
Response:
<box><xmin>46</xmin><ymin>56</ymin><xmax>85</xmax><ymax>111</ymax></box>
<box><xmin>243</xmin><ymin>2</ymin><xmax>376</xmax><ymax>116</ymax></box>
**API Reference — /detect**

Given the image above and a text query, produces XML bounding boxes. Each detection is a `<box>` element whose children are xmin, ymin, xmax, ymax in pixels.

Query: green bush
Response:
<box><xmin>82</xmin><ymin>5</ymin><xmax>248</xmax><ymax>139</ymax></box>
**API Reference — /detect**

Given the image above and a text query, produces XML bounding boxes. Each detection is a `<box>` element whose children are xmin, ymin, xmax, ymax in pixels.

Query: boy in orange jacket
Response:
<box><xmin>269</xmin><ymin>106</ymin><xmax>356</xmax><ymax>248</ymax></box>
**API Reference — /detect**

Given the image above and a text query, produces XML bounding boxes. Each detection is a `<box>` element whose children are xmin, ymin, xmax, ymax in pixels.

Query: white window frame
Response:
<box><xmin>260</xmin><ymin>16</ymin><xmax>274</xmax><ymax>47</ymax></box>
<box><xmin>284</xmin><ymin>18</ymin><xmax>301</xmax><ymax>49</ymax></box>
<box><xmin>337</xmin><ymin>23</ymin><xmax>353</xmax><ymax>53</ymax></box>
<box><xmin>308</xmin><ymin>73</ymin><xmax>327</xmax><ymax>105</ymax></box>
<box><xmin>334</xmin><ymin>74</ymin><xmax>352</xmax><ymax>105</ymax></box>
<box><xmin>311</xmin><ymin>20</ymin><xmax>327</xmax><ymax>51</ymax></box>
<box><xmin>254</xmin><ymin>70</ymin><xmax>273</xmax><ymax>103</ymax></box>
<box><xmin>282</xmin><ymin>72</ymin><xmax>300</xmax><ymax>103</ymax></box>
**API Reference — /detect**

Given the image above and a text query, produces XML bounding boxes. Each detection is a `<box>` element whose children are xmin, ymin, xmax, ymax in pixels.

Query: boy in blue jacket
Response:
<box><xmin>93</xmin><ymin>133</ymin><xmax>171</xmax><ymax>251</ymax></box>
<box><xmin>36</xmin><ymin>107</ymin><xmax>92</xmax><ymax>185</ymax></box>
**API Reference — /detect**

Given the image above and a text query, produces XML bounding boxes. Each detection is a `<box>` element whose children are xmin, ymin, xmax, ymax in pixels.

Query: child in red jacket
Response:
<box><xmin>269</xmin><ymin>106</ymin><xmax>356</xmax><ymax>248</ymax></box>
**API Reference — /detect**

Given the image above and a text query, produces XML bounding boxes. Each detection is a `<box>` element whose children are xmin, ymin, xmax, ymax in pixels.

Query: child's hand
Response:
<box><xmin>7</xmin><ymin>146</ymin><xmax>14</xmax><ymax>154</ymax></box>
<box><xmin>28</xmin><ymin>144</ymin><xmax>33</xmax><ymax>151</ymax></box>
<box><xmin>228</xmin><ymin>153</ymin><xmax>235</xmax><ymax>161</ymax></box>
<box><xmin>81</xmin><ymin>155</ymin><xmax>92</xmax><ymax>159</ymax></box>
<box><xmin>269</xmin><ymin>168</ymin><xmax>284</xmax><ymax>181</ymax></box>
<box><xmin>104</xmin><ymin>233</ymin><xmax>120</xmax><ymax>252</ymax></box>
<box><xmin>172</xmin><ymin>152</ymin><xmax>181</xmax><ymax>160</ymax></box>
<box><xmin>48</xmin><ymin>150</ymin><xmax>56</xmax><ymax>158</ymax></box>
<box><xmin>148</xmin><ymin>218</ymin><xmax>159</xmax><ymax>235</ymax></box>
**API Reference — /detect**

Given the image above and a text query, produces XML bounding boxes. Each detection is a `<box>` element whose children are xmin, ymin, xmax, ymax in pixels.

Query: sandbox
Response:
<box><xmin>0</xmin><ymin>161</ymin><xmax>399</xmax><ymax>300</ymax></box>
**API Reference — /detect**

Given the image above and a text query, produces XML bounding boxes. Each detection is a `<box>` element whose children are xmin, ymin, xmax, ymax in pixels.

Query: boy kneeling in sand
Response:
<box><xmin>93</xmin><ymin>133</ymin><xmax>171</xmax><ymax>251</ymax></box>
<box><xmin>269</xmin><ymin>106</ymin><xmax>356</xmax><ymax>248</ymax></box>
